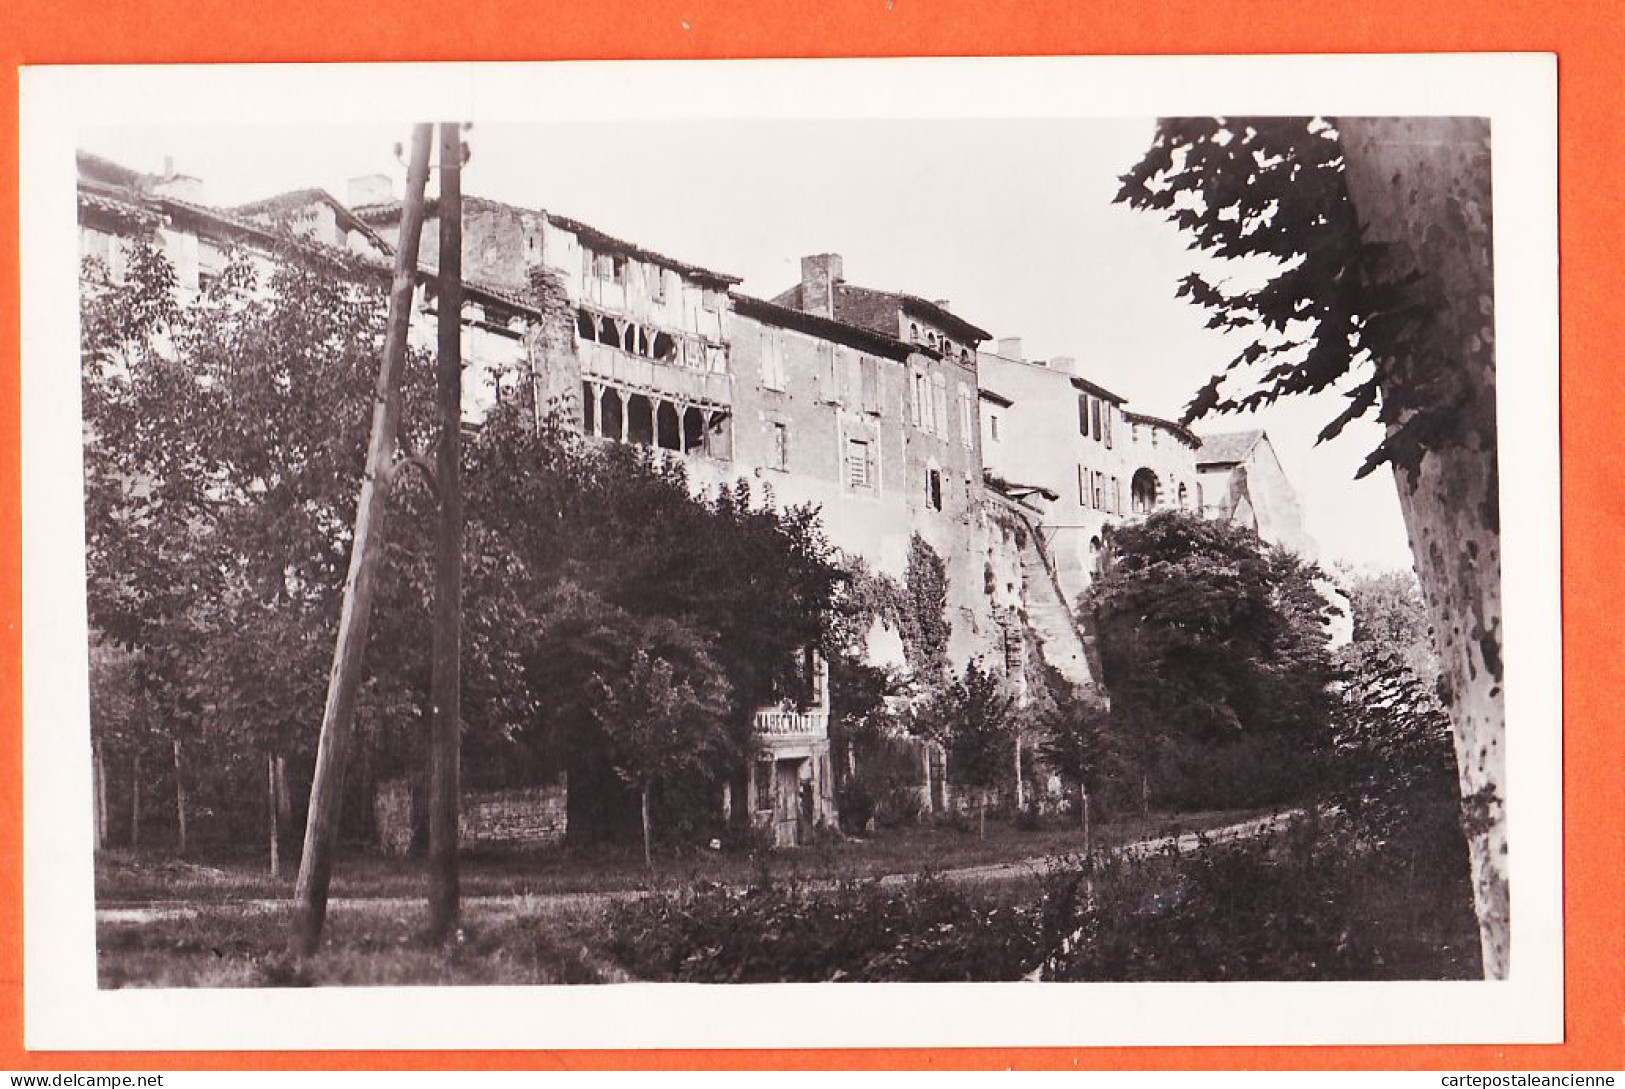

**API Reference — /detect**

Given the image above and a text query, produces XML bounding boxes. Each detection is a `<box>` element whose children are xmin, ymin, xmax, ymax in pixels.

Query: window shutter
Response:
<box><xmin>861</xmin><ymin>357</ymin><xmax>880</xmax><ymax>414</ymax></box>
<box><xmin>932</xmin><ymin>373</ymin><xmax>948</xmax><ymax>437</ymax></box>
<box><xmin>1104</xmin><ymin>405</ymin><xmax>1113</xmax><ymax>448</ymax></box>
<box><xmin>1078</xmin><ymin>395</ymin><xmax>1090</xmax><ymax>436</ymax></box>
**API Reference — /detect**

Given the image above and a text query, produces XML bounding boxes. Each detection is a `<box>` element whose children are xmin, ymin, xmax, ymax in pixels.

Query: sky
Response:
<box><xmin>80</xmin><ymin>119</ymin><xmax>1414</xmax><ymax>571</ymax></box>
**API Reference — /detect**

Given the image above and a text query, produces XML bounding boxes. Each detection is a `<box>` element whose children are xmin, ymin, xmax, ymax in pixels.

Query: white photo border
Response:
<box><xmin>19</xmin><ymin>53</ymin><xmax>1561</xmax><ymax>1050</ymax></box>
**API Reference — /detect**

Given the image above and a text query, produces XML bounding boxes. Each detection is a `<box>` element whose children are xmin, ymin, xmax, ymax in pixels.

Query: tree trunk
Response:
<box><xmin>93</xmin><ymin>741</ymin><xmax>107</xmax><ymax>851</ymax></box>
<box><xmin>171</xmin><ymin>738</ymin><xmax>188</xmax><ymax>858</ymax></box>
<box><xmin>1082</xmin><ymin>790</ymin><xmax>1092</xmax><ymax>857</ymax></box>
<box><xmin>130</xmin><ymin>751</ymin><xmax>141</xmax><ymax>849</ymax></box>
<box><xmin>1339</xmin><ymin>117</ymin><xmax>1508</xmax><ymax>980</ymax></box>
<box><xmin>426</xmin><ymin>122</ymin><xmax>466</xmax><ymax>945</ymax></box>
<box><xmin>291</xmin><ymin>123</ymin><xmax>435</xmax><ymax>958</ymax></box>
<box><xmin>640</xmin><ymin>786</ymin><xmax>653</xmax><ymax>870</ymax></box>
<box><xmin>267</xmin><ymin>751</ymin><xmax>280</xmax><ymax>878</ymax></box>
<box><xmin>1013</xmin><ymin>736</ymin><xmax>1025</xmax><ymax>810</ymax></box>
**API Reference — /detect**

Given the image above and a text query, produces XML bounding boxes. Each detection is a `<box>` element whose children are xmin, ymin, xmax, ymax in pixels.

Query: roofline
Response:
<box><xmin>352</xmin><ymin>194</ymin><xmax>741</xmax><ymax>287</ymax></box>
<box><xmin>1123</xmin><ymin>409</ymin><xmax>1201</xmax><ymax>448</ymax></box>
<box><xmin>1069</xmin><ymin>374</ymin><xmax>1129</xmax><ymax>405</ymax></box>
<box><xmin>1192</xmin><ymin>428</ymin><xmax>1269</xmax><ymax>468</ymax></box>
<box><xmin>82</xmin><ymin>182</ymin><xmax>545</xmax><ymax>322</ymax></box>
<box><xmin>547</xmin><ymin>212</ymin><xmax>741</xmax><ymax>287</ymax></box>
<box><xmin>231</xmin><ymin>189</ymin><xmax>392</xmax><ymax>254</ymax></box>
<box><xmin>897</xmin><ymin>293</ymin><xmax>992</xmax><ymax>344</ymax></box>
<box><xmin>978</xmin><ymin>387</ymin><xmax>1014</xmax><ymax>408</ymax></box>
<box><xmin>731</xmin><ymin>293</ymin><xmax>916</xmax><ymax>362</ymax></box>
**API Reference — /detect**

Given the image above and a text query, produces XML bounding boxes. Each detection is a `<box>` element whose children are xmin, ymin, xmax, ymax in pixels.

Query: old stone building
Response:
<box><xmin>977</xmin><ymin>336</ymin><xmax>1316</xmax><ymax>616</ymax></box>
<box><xmin>79</xmin><ymin>150</ymin><xmax>1319</xmax><ymax>847</ymax></box>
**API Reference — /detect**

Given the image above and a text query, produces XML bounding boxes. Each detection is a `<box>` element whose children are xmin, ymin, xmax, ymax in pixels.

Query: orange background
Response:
<box><xmin>1</xmin><ymin>0</ymin><xmax>1620</xmax><ymax>1072</ymax></box>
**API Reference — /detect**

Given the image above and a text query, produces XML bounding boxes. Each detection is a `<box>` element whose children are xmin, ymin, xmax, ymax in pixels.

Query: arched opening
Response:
<box><xmin>909</xmin><ymin>322</ymin><xmax>920</xmax><ymax>343</ymax></box>
<box><xmin>576</xmin><ymin>309</ymin><xmax>596</xmax><ymax>342</ymax></box>
<box><xmin>600</xmin><ymin>388</ymin><xmax>624</xmax><ymax>441</ymax></box>
<box><xmin>707</xmin><ymin>411</ymin><xmax>734</xmax><ymax>461</ymax></box>
<box><xmin>653</xmin><ymin>331</ymin><xmax>677</xmax><ymax>363</ymax></box>
<box><xmin>581</xmin><ymin>382</ymin><xmax>597</xmax><ymax>435</ymax></box>
<box><xmin>620</xmin><ymin>322</ymin><xmax>636</xmax><ymax>353</ymax></box>
<box><xmin>1131</xmin><ymin>468</ymin><xmax>1160</xmax><ymax>514</ymax></box>
<box><xmin>656</xmin><ymin>400</ymin><xmax>681</xmax><ymax>451</ymax></box>
<box><xmin>627</xmin><ymin>394</ymin><xmax>655</xmax><ymax>446</ymax></box>
<box><xmin>682</xmin><ymin>406</ymin><xmax>706</xmax><ymax>454</ymax></box>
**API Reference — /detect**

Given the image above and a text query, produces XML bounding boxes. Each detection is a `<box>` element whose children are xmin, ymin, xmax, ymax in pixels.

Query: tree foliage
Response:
<box><xmin>1115</xmin><ymin>117</ymin><xmax>1473</xmax><ymax>479</ymax></box>
<box><xmin>1087</xmin><ymin>511</ymin><xmax>1336</xmax><ymax>743</ymax></box>
<box><xmin>82</xmin><ymin>238</ymin><xmax>845</xmax><ymax>854</ymax></box>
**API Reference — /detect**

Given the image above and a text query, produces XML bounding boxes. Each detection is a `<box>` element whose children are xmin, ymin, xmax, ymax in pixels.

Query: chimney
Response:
<box><xmin>348</xmin><ymin>173</ymin><xmax>394</xmax><ymax>207</ymax></box>
<box><xmin>1049</xmin><ymin>355</ymin><xmax>1078</xmax><ymax>376</ymax></box>
<box><xmin>799</xmin><ymin>253</ymin><xmax>843</xmax><ymax>318</ymax></box>
<box><xmin>934</xmin><ymin>298</ymin><xmax>950</xmax><ymax>309</ymax></box>
<box><xmin>997</xmin><ymin>336</ymin><xmax>1024</xmax><ymax>361</ymax></box>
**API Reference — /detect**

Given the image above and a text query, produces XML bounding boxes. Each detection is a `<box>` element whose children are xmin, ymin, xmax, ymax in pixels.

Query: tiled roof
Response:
<box><xmin>230</xmin><ymin>189</ymin><xmax>392</xmax><ymax>253</ymax></box>
<box><xmin>1123</xmin><ymin>410</ymin><xmax>1201</xmax><ymax>448</ymax></box>
<box><xmin>773</xmin><ymin>281</ymin><xmax>991</xmax><ymax>346</ymax></box>
<box><xmin>1194</xmin><ymin>428</ymin><xmax>1266</xmax><ymax>465</ymax></box>
<box><xmin>731</xmin><ymin>293</ymin><xmax>916</xmax><ymax>361</ymax></box>
<box><xmin>352</xmin><ymin>195</ymin><xmax>741</xmax><ymax>287</ymax></box>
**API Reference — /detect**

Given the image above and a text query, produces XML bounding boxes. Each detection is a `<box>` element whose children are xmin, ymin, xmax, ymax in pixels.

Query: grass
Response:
<box><xmin>95</xmin><ymin>807</ymin><xmax>1480</xmax><ymax>987</ymax></box>
<box><xmin>97</xmin><ymin>896</ymin><xmax>627</xmax><ymax>988</ymax></box>
<box><xmin>94</xmin><ymin>806</ymin><xmax>1267</xmax><ymax>906</ymax></box>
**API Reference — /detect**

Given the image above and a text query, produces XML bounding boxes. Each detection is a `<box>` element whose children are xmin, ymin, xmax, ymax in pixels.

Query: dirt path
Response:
<box><xmin>97</xmin><ymin>809</ymin><xmax>1303</xmax><ymax>925</ymax></box>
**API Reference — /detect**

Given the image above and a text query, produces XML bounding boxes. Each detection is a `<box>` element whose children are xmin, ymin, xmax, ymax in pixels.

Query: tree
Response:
<box><xmin>463</xmin><ymin>404</ymin><xmax>845</xmax><ymax>845</ymax></box>
<box><xmin>591</xmin><ymin>617</ymin><xmax>735</xmax><ymax>868</ymax></box>
<box><xmin>1084</xmin><ymin>511</ymin><xmax>1336</xmax><ymax>809</ymax></box>
<box><xmin>1034</xmin><ymin>679</ymin><xmax>1112</xmax><ymax>830</ymax></box>
<box><xmin>913</xmin><ymin>660</ymin><xmax>1016</xmax><ymax>838</ymax></box>
<box><xmin>1117</xmin><ymin>118</ymin><xmax>1508</xmax><ymax>976</ymax></box>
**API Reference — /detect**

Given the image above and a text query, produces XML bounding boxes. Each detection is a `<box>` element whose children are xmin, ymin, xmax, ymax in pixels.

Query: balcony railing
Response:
<box><xmin>753</xmin><ymin>708</ymin><xmax>829</xmax><ymax>738</ymax></box>
<box><xmin>578</xmin><ymin>339</ymin><xmax>732</xmax><ymax>406</ymax></box>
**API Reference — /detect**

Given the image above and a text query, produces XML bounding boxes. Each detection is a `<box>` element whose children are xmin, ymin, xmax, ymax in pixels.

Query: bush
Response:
<box><xmin>603</xmin><ymin>873</ymin><xmax>1040</xmax><ymax>983</ymax></box>
<box><xmin>1013</xmin><ymin>803</ymin><xmax>1042</xmax><ymax>832</ymax></box>
<box><xmin>603</xmin><ymin>811</ymin><xmax>1481</xmax><ymax>983</ymax></box>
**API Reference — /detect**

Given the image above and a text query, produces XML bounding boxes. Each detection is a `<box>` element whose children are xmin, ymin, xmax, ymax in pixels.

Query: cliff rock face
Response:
<box><xmin>1338</xmin><ymin>117</ymin><xmax>1507</xmax><ymax>979</ymax></box>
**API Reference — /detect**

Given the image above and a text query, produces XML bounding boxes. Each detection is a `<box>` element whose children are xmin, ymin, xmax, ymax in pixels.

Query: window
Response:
<box><xmin>1093</xmin><ymin>473</ymin><xmax>1104</xmax><ymax>510</ymax></box>
<box><xmin>845</xmin><ymin>437</ymin><xmax>874</xmax><ymax>489</ymax></box>
<box><xmin>755</xmin><ymin>760</ymin><xmax>774</xmax><ymax>812</ymax></box>
<box><xmin>1078</xmin><ymin>465</ymin><xmax>1089</xmax><ymax>506</ymax></box>
<box><xmin>860</xmin><ymin>356</ymin><xmax>881</xmax><ymax>415</ymax></box>
<box><xmin>1103</xmin><ymin>405</ymin><xmax>1114</xmax><ymax>448</ymax></box>
<box><xmin>1078</xmin><ymin>394</ymin><xmax>1090</xmax><ymax>437</ymax></box>
<box><xmin>1111</xmin><ymin>475</ymin><xmax>1122</xmax><ymax>515</ymax></box>
<box><xmin>1091</xmin><ymin>398</ymin><xmax>1103</xmax><ymax>442</ymax></box>
<box><xmin>761</xmin><ymin>330</ymin><xmax>786</xmax><ymax>391</ymax></box>
<box><xmin>932</xmin><ymin>373</ymin><xmax>948</xmax><ymax>437</ymax></box>
<box><xmin>816</xmin><ymin>343</ymin><xmax>840</xmax><ymax>404</ymax></box>
<box><xmin>911</xmin><ymin>371</ymin><xmax>930</xmax><ymax>429</ymax></box>
<box><xmin>771</xmin><ymin>422</ymin><xmax>789</xmax><ymax>470</ymax></box>
<box><xmin>1151</xmin><ymin>427</ymin><xmax>1159</xmax><ymax>448</ymax></box>
<box><xmin>927</xmin><ymin>469</ymin><xmax>943</xmax><ymax>511</ymax></box>
<box><xmin>958</xmin><ymin>384</ymin><xmax>975</xmax><ymax>449</ymax></box>
<box><xmin>909</xmin><ymin>322</ymin><xmax>921</xmax><ymax>343</ymax></box>
<box><xmin>990</xmin><ymin>414</ymin><xmax>1001</xmax><ymax>441</ymax></box>
<box><xmin>648</xmin><ymin>267</ymin><xmax>666</xmax><ymax>303</ymax></box>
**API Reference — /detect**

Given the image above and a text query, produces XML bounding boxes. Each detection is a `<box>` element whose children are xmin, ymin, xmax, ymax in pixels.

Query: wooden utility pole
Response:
<box><xmin>426</xmin><ymin>122</ymin><xmax>464</xmax><ymax>942</ymax></box>
<box><xmin>290</xmin><ymin>124</ymin><xmax>434</xmax><ymax>957</ymax></box>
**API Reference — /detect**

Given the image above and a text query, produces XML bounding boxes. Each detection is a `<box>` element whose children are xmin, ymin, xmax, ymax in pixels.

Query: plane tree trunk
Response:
<box><xmin>1339</xmin><ymin>117</ymin><xmax>1508</xmax><ymax>979</ymax></box>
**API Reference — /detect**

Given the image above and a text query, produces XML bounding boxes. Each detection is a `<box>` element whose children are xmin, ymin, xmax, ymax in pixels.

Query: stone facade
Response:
<box><xmin>979</xmin><ymin>339</ymin><xmax>1315</xmax><ymax>612</ymax></box>
<box><xmin>80</xmin><ymin>151</ymin><xmax>1318</xmax><ymax>845</ymax></box>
